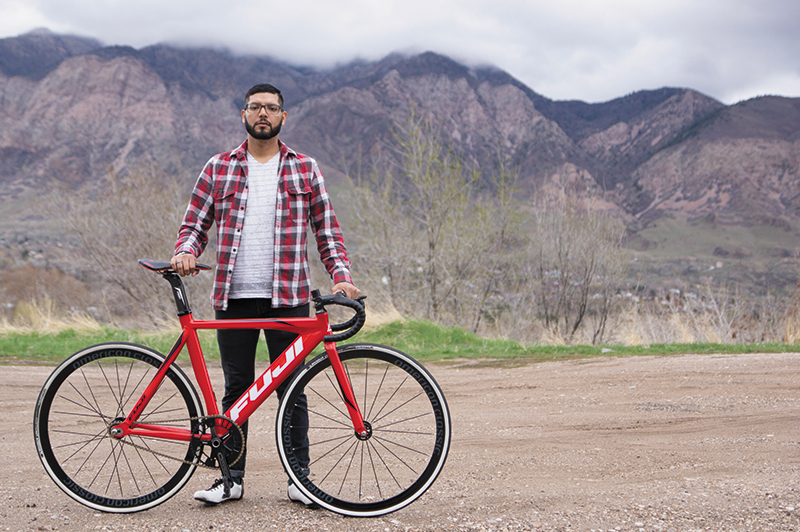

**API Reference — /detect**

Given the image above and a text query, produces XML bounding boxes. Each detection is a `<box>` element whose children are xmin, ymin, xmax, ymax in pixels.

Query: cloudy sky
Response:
<box><xmin>1</xmin><ymin>0</ymin><xmax>798</xmax><ymax>105</ymax></box>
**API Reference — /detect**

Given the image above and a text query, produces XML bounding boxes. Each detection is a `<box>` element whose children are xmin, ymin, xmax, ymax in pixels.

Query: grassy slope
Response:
<box><xmin>633</xmin><ymin>213</ymin><xmax>798</xmax><ymax>260</ymax></box>
<box><xmin>626</xmin><ymin>213</ymin><xmax>799</xmax><ymax>297</ymax></box>
<box><xmin>2</xmin><ymin>320</ymin><xmax>797</xmax><ymax>366</ymax></box>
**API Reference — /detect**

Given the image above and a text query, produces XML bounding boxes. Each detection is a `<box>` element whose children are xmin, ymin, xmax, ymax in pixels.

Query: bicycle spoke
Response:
<box><xmin>309</xmin><ymin>433</ymin><xmax>353</xmax><ymax>462</ymax></box>
<box><xmin>318</xmin><ymin>371</ymin><xmax>351</xmax><ymax>418</ymax></box>
<box><xmin>138</xmin><ymin>391</ymin><xmax>182</xmax><ymax>422</ymax></box>
<box><xmin>119</xmin><ymin>443</ymin><xmax>142</xmax><ymax>495</ymax></box>
<box><xmin>371</xmin><ymin>390</ymin><xmax>424</xmax><ymax>427</ymax></box>
<box><xmin>49</xmin><ymin>409</ymin><xmax>110</xmax><ymax>420</ymax></box>
<box><xmin>373</xmin><ymin>411</ymin><xmax>433</xmax><ymax>431</ymax></box>
<box><xmin>50</xmin><ymin>427</ymin><xmax>106</xmax><ymax>441</ymax></box>
<box><xmin>373</xmin><ymin>432</ymin><xmax>431</xmax><ymax>458</ymax></box>
<box><xmin>358</xmin><ymin>441</ymin><xmax>365</xmax><ymax>500</ymax></box>
<box><xmin>367</xmin><ymin>438</ymin><xmax>404</xmax><ymax>490</ymax></box>
<box><xmin>370</xmin><ymin>374</ymin><xmax>411</xmax><ymax>423</ymax></box>
<box><xmin>131</xmin><ymin>435</ymin><xmax>178</xmax><ymax>474</ymax></box>
<box><xmin>375</xmin><ymin>427</ymin><xmax>434</xmax><ymax>437</ymax></box>
<box><xmin>114</xmin><ymin>360</ymin><xmax>123</xmax><ymax>417</ymax></box>
<box><xmin>315</xmin><ymin>438</ymin><xmax>358</xmax><ymax>486</ymax></box>
<box><xmin>307</xmin><ymin>431</ymin><xmax>352</xmax><ymax>449</ymax></box>
<box><xmin>306</xmin><ymin>404</ymin><xmax>352</xmax><ymax>429</ymax></box>
<box><xmin>365</xmin><ymin>439</ymin><xmax>383</xmax><ymax>500</ymax></box>
<box><xmin>85</xmin><ymin>438</ymin><xmax>115</xmax><ymax>490</ymax></box>
<box><xmin>371</xmin><ymin>435</ymin><xmax>424</xmax><ymax>470</ymax></box>
<box><xmin>119</xmin><ymin>359</ymin><xmax>152</xmax><ymax>414</ymax></box>
<box><xmin>58</xmin><ymin>428</ymin><xmax>107</xmax><ymax>462</ymax></box>
<box><xmin>336</xmin><ymin>441</ymin><xmax>360</xmax><ymax>497</ymax></box>
<box><xmin>130</xmin><ymin>437</ymin><xmax>168</xmax><ymax>486</ymax></box>
<box><xmin>95</xmin><ymin>363</ymin><xmax>124</xmax><ymax>419</ymax></box>
<box><xmin>66</xmin><ymin>379</ymin><xmax>109</xmax><ymax>420</ymax></box>
<box><xmin>107</xmin><ymin>440</ymin><xmax>124</xmax><ymax>497</ymax></box>
<box><xmin>365</xmin><ymin>362</ymin><xmax>390</xmax><ymax>421</ymax></box>
<box><xmin>80</xmin><ymin>368</ymin><xmax>105</xmax><ymax>420</ymax></box>
<box><xmin>307</xmin><ymin>423</ymin><xmax>353</xmax><ymax>431</ymax></box>
<box><xmin>361</xmin><ymin>359</ymin><xmax>369</xmax><ymax>420</ymax></box>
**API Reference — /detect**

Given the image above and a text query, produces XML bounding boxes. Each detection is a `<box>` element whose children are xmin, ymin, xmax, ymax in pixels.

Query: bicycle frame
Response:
<box><xmin>109</xmin><ymin>286</ymin><xmax>367</xmax><ymax>446</ymax></box>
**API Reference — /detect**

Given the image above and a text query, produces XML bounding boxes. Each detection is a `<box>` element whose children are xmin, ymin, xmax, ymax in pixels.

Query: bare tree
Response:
<box><xmin>348</xmin><ymin>114</ymin><xmax>487</xmax><ymax>324</ymax></box>
<box><xmin>396</xmin><ymin>117</ymin><xmax>481</xmax><ymax>320</ymax></box>
<box><xmin>531</xmin><ymin>193</ymin><xmax>628</xmax><ymax>344</ymax></box>
<box><xmin>60</xmin><ymin>164</ymin><xmax>215</xmax><ymax>325</ymax></box>
<box><xmin>469</xmin><ymin>162</ymin><xmax>527</xmax><ymax>333</ymax></box>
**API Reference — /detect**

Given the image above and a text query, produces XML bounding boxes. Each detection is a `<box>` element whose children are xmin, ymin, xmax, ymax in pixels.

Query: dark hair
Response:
<box><xmin>245</xmin><ymin>83</ymin><xmax>283</xmax><ymax>108</ymax></box>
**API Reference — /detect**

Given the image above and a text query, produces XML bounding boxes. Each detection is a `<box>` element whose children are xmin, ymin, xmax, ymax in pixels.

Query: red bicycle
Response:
<box><xmin>33</xmin><ymin>259</ymin><xmax>451</xmax><ymax>517</ymax></box>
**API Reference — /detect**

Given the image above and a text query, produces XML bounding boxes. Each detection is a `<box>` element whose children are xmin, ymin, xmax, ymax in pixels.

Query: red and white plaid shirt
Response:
<box><xmin>175</xmin><ymin>139</ymin><xmax>353</xmax><ymax>310</ymax></box>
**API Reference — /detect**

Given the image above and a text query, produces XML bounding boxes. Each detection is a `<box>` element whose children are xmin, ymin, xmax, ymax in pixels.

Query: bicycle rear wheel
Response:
<box><xmin>276</xmin><ymin>344</ymin><xmax>451</xmax><ymax>516</ymax></box>
<box><xmin>33</xmin><ymin>343</ymin><xmax>203</xmax><ymax>512</ymax></box>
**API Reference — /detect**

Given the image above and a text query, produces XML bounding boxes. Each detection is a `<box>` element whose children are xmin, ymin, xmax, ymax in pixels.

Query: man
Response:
<box><xmin>171</xmin><ymin>83</ymin><xmax>359</xmax><ymax>506</ymax></box>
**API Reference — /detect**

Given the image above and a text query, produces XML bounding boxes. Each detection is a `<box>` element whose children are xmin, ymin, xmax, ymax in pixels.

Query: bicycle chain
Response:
<box><xmin>110</xmin><ymin>414</ymin><xmax>245</xmax><ymax>471</ymax></box>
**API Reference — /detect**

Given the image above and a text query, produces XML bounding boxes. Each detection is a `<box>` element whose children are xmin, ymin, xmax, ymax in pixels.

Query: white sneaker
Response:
<box><xmin>287</xmin><ymin>481</ymin><xmax>318</xmax><ymax>508</ymax></box>
<box><xmin>194</xmin><ymin>478</ymin><xmax>243</xmax><ymax>504</ymax></box>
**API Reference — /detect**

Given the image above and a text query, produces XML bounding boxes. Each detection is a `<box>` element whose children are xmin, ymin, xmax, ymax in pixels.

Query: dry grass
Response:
<box><xmin>604</xmin><ymin>286</ymin><xmax>800</xmax><ymax>346</ymax></box>
<box><xmin>0</xmin><ymin>298</ymin><xmax>103</xmax><ymax>334</ymax></box>
<box><xmin>3</xmin><ymin>276</ymin><xmax>800</xmax><ymax>349</ymax></box>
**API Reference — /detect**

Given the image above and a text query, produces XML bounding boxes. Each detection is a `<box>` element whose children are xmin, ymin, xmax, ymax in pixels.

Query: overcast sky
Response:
<box><xmin>1</xmin><ymin>0</ymin><xmax>798</xmax><ymax>105</ymax></box>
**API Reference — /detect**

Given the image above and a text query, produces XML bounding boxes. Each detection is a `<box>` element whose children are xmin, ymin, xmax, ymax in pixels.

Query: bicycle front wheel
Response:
<box><xmin>33</xmin><ymin>343</ymin><xmax>203</xmax><ymax>512</ymax></box>
<box><xmin>276</xmin><ymin>344</ymin><xmax>451</xmax><ymax>516</ymax></box>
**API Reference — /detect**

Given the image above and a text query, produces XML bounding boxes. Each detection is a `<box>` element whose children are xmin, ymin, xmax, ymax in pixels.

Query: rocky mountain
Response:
<box><xmin>0</xmin><ymin>28</ymin><xmax>102</xmax><ymax>80</ymax></box>
<box><xmin>626</xmin><ymin>96</ymin><xmax>800</xmax><ymax>225</ymax></box>
<box><xmin>1</xmin><ymin>29</ymin><xmax>799</xmax><ymax>240</ymax></box>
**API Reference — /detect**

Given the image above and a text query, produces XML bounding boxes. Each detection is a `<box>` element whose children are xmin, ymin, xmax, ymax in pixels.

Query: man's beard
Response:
<box><xmin>245</xmin><ymin>118</ymin><xmax>282</xmax><ymax>140</ymax></box>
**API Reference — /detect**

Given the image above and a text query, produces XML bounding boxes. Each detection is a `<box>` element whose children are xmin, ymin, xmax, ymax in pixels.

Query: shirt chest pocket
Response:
<box><xmin>284</xmin><ymin>183</ymin><xmax>311</xmax><ymax>222</ymax></box>
<box><xmin>213</xmin><ymin>185</ymin><xmax>238</xmax><ymax>222</ymax></box>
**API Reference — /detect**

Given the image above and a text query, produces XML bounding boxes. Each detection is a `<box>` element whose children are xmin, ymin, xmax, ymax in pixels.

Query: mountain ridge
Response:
<box><xmin>1</xmin><ymin>30</ymin><xmax>799</xmax><ymax>243</ymax></box>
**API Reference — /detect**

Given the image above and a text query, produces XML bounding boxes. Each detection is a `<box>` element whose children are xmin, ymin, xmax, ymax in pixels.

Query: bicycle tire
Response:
<box><xmin>276</xmin><ymin>344</ymin><xmax>451</xmax><ymax>516</ymax></box>
<box><xmin>33</xmin><ymin>343</ymin><xmax>204</xmax><ymax>512</ymax></box>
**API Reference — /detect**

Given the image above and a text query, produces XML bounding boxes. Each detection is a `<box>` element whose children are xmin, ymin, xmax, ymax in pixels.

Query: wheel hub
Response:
<box><xmin>355</xmin><ymin>420</ymin><xmax>373</xmax><ymax>441</ymax></box>
<box><xmin>109</xmin><ymin>417</ymin><xmax>126</xmax><ymax>438</ymax></box>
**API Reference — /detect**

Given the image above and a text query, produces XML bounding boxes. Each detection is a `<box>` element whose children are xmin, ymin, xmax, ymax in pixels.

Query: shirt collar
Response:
<box><xmin>234</xmin><ymin>139</ymin><xmax>296</xmax><ymax>161</ymax></box>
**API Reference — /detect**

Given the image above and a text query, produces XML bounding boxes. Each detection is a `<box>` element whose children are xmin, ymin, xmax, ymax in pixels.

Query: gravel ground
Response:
<box><xmin>3</xmin><ymin>352</ymin><xmax>800</xmax><ymax>531</ymax></box>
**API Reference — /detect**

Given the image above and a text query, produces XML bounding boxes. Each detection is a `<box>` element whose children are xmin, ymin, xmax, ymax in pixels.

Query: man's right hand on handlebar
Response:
<box><xmin>171</xmin><ymin>252</ymin><xmax>198</xmax><ymax>277</ymax></box>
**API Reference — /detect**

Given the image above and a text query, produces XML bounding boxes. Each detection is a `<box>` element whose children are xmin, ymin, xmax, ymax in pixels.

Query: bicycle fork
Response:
<box><xmin>324</xmin><ymin>341</ymin><xmax>369</xmax><ymax>438</ymax></box>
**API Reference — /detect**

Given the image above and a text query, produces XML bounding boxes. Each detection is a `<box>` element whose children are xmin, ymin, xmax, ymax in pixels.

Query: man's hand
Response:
<box><xmin>171</xmin><ymin>253</ymin><xmax>198</xmax><ymax>277</ymax></box>
<box><xmin>332</xmin><ymin>281</ymin><xmax>361</xmax><ymax>300</ymax></box>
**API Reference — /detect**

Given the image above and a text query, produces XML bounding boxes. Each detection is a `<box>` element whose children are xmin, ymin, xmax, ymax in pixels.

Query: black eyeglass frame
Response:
<box><xmin>243</xmin><ymin>103</ymin><xmax>284</xmax><ymax>115</ymax></box>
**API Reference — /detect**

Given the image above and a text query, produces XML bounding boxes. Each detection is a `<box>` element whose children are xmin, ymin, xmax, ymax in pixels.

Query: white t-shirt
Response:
<box><xmin>229</xmin><ymin>152</ymin><xmax>280</xmax><ymax>299</ymax></box>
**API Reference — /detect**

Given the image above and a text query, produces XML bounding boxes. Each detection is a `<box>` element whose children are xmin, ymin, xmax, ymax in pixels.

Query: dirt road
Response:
<box><xmin>4</xmin><ymin>353</ymin><xmax>800</xmax><ymax>531</ymax></box>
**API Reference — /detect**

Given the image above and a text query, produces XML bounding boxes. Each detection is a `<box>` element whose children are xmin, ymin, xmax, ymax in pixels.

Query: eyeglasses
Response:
<box><xmin>244</xmin><ymin>103</ymin><xmax>284</xmax><ymax>115</ymax></box>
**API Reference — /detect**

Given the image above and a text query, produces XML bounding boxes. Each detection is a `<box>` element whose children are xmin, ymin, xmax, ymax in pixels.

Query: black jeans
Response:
<box><xmin>216</xmin><ymin>298</ymin><xmax>310</xmax><ymax>478</ymax></box>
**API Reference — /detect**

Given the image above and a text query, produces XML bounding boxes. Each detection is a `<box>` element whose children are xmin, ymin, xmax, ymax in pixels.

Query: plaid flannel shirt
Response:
<box><xmin>175</xmin><ymin>139</ymin><xmax>353</xmax><ymax>310</ymax></box>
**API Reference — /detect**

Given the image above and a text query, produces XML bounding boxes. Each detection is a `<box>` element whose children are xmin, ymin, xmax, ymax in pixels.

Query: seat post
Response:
<box><xmin>161</xmin><ymin>272</ymin><xmax>192</xmax><ymax>316</ymax></box>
